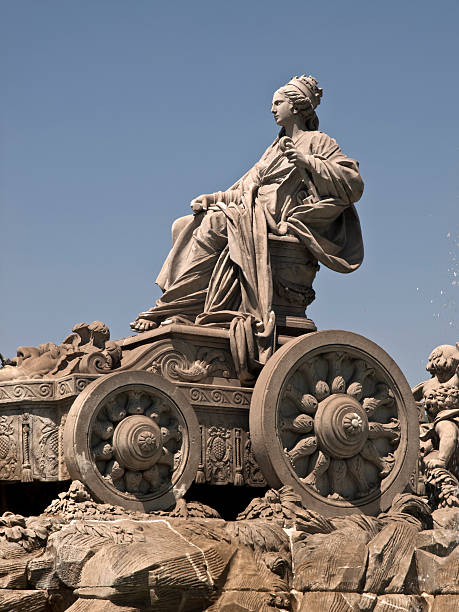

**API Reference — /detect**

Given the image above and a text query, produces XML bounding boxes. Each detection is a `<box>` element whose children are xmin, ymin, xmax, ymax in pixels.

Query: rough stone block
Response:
<box><xmin>415</xmin><ymin>547</ymin><xmax>459</xmax><ymax>594</ymax></box>
<box><xmin>0</xmin><ymin>556</ymin><xmax>29</xmax><ymax>589</ymax></box>
<box><xmin>0</xmin><ymin>589</ymin><xmax>48</xmax><ymax>612</ymax></box>
<box><xmin>432</xmin><ymin>594</ymin><xmax>459</xmax><ymax>611</ymax></box>
<box><xmin>75</xmin><ymin>521</ymin><xmax>235</xmax><ymax>610</ymax></box>
<box><xmin>432</xmin><ymin>508</ymin><xmax>459</xmax><ymax>530</ymax></box>
<box><xmin>222</xmin><ymin>546</ymin><xmax>288</xmax><ymax>593</ymax></box>
<box><xmin>294</xmin><ymin>591</ymin><xmax>377</xmax><ymax>612</ymax></box>
<box><xmin>364</xmin><ymin>522</ymin><xmax>419</xmax><ymax>594</ymax></box>
<box><xmin>416</xmin><ymin>529</ymin><xmax>459</xmax><ymax>557</ymax></box>
<box><xmin>293</xmin><ymin>528</ymin><xmax>369</xmax><ymax>592</ymax></box>
<box><xmin>66</xmin><ymin>599</ymin><xmax>138</xmax><ymax>612</ymax></box>
<box><xmin>374</xmin><ymin>594</ymin><xmax>433</xmax><ymax>612</ymax></box>
<box><xmin>27</xmin><ymin>553</ymin><xmax>61</xmax><ymax>590</ymax></box>
<box><xmin>208</xmin><ymin>590</ymin><xmax>290</xmax><ymax>611</ymax></box>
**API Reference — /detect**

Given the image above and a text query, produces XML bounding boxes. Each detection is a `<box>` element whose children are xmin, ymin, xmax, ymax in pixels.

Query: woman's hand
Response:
<box><xmin>190</xmin><ymin>193</ymin><xmax>217</xmax><ymax>213</ymax></box>
<box><xmin>283</xmin><ymin>147</ymin><xmax>312</xmax><ymax>169</ymax></box>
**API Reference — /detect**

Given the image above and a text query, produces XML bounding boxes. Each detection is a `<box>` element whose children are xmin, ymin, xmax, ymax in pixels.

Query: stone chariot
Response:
<box><xmin>0</xmin><ymin>235</ymin><xmax>419</xmax><ymax>517</ymax></box>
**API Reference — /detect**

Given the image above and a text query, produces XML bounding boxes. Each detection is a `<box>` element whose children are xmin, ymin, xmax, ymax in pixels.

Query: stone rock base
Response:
<box><xmin>292</xmin><ymin>592</ymin><xmax>459</xmax><ymax>612</ymax></box>
<box><xmin>0</xmin><ymin>487</ymin><xmax>458</xmax><ymax>611</ymax></box>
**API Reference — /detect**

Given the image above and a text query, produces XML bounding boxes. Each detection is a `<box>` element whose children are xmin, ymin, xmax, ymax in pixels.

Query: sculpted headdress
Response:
<box><xmin>282</xmin><ymin>75</ymin><xmax>323</xmax><ymax>109</ymax></box>
<box><xmin>278</xmin><ymin>74</ymin><xmax>323</xmax><ymax>130</ymax></box>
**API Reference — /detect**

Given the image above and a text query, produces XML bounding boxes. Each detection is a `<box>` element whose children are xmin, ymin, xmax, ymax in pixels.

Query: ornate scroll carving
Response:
<box><xmin>186</xmin><ymin>386</ymin><xmax>252</xmax><ymax>408</ymax></box>
<box><xmin>0</xmin><ymin>375</ymin><xmax>98</xmax><ymax>405</ymax></box>
<box><xmin>148</xmin><ymin>347</ymin><xmax>232</xmax><ymax>383</ymax></box>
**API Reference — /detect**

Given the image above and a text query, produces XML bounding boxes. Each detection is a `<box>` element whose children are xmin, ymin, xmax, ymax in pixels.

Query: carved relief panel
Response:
<box><xmin>192</xmin><ymin>385</ymin><xmax>266</xmax><ymax>487</ymax></box>
<box><xmin>0</xmin><ymin>414</ymin><xmax>20</xmax><ymax>480</ymax></box>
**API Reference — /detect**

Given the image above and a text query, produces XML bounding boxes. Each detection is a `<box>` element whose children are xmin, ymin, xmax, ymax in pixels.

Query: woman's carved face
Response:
<box><xmin>271</xmin><ymin>91</ymin><xmax>294</xmax><ymax>126</ymax></box>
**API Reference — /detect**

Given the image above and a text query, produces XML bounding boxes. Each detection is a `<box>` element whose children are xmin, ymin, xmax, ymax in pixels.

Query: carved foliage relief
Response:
<box><xmin>0</xmin><ymin>415</ymin><xmax>18</xmax><ymax>479</ymax></box>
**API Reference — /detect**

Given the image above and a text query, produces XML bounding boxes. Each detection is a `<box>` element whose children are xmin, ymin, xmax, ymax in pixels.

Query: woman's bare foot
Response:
<box><xmin>130</xmin><ymin>318</ymin><xmax>158</xmax><ymax>333</ymax></box>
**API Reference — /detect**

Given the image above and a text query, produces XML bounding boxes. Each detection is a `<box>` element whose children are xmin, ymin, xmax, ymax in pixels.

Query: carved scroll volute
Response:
<box><xmin>78</xmin><ymin>351</ymin><xmax>112</xmax><ymax>374</ymax></box>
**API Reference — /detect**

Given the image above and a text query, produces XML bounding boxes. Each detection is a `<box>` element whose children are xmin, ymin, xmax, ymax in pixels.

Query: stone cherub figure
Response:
<box><xmin>414</xmin><ymin>344</ymin><xmax>459</xmax><ymax>471</ymax></box>
<box><xmin>131</xmin><ymin>75</ymin><xmax>364</xmax><ymax>380</ymax></box>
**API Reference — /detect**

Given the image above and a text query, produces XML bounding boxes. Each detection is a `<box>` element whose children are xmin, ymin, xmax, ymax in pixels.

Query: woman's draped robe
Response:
<box><xmin>148</xmin><ymin>130</ymin><xmax>364</xmax><ymax>381</ymax></box>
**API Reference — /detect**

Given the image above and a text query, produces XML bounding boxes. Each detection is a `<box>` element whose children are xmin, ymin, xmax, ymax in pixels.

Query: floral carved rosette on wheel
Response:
<box><xmin>250</xmin><ymin>331</ymin><xmax>419</xmax><ymax>516</ymax></box>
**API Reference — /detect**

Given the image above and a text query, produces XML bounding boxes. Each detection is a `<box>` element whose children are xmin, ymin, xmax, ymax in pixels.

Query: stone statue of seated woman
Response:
<box><xmin>130</xmin><ymin>75</ymin><xmax>365</xmax><ymax>381</ymax></box>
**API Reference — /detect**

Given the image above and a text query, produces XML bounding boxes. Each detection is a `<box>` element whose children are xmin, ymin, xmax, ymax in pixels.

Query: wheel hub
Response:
<box><xmin>112</xmin><ymin>415</ymin><xmax>163</xmax><ymax>470</ymax></box>
<box><xmin>314</xmin><ymin>393</ymin><xmax>369</xmax><ymax>459</ymax></box>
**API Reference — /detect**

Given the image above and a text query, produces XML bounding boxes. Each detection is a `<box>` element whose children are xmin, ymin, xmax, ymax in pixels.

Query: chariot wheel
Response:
<box><xmin>63</xmin><ymin>371</ymin><xmax>200</xmax><ymax>511</ymax></box>
<box><xmin>250</xmin><ymin>330</ymin><xmax>419</xmax><ymax>516</ymax></box>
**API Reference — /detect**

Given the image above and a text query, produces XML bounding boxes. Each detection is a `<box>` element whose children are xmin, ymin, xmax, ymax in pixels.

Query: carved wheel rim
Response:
<box><xmin>64</xmin><ymin>371</ymin><xmax>200</xmax><ymax>511</ymax></box>
<box><xmin>250</xmin><ymin>331</ymin><xmax>419</xmax><ymax>516</ymax></box>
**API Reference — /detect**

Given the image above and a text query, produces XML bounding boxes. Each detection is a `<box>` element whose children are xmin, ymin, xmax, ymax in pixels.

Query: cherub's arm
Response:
<box><xmin>412</xmin><ymin>381</ymin><xmax>426</xmax><ymax>402</ymax></box>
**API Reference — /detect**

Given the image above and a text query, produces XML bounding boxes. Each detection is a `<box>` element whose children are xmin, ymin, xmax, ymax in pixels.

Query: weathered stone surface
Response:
<box><xmin>208</xmin><ymin>590</ymin><xmax>291</xmax><ymax>611</ymax></box>
<box><xmin>74</xmin><ymin>520</ymin><xmax>234</xmax><ymax>610</ymax></box>
<box><xmin>0</xmin><ymin>555</ymin><xmax>29</xmax><ymax>588</ymax></box>
<box><xmin>66</xmin><ymin>600</ymin><xmax>138</xmax><ymax>612</ymax></box>
<box><xmin>294</xmin><ymin>591</ymin><xmax>377</xmax><ymax>612</ymax></box>
<box><xmin>364</xmin><ymin>522</ymin><xmax>419</xmax><ymax>594</ymax></box>
<box><xmin>373</xmin><ymin>594</ymin><xmax>433</xmax><ymax>612</ymax></box>
<box><xmin>225</xmin><ymin>520</ymin><xmax>291</xmax><ymax>591</ymax></box>
<box><xmin>416</xmin><ymin>528</ymin><xmax>459</xmax><ymax>557</ymax></box>
<box><xmin>432</xmin><ymin>508</ymin><xmax>459</xmax><ymax>530</ymax></box>
<box><xmin>0</xmin><ymin>589</ymin><xmax>48</xmax><ymax>612</ymax></box>
<box><xmin>27</xmin><ymin>552</ymin><xmax>61</xmax><ymax>590</ymax></box>
<box><xmin>222</xmin><ymin>544</ymin><xmax>288</xmax><ymax>594</ymax></box>
<box><xmin>47</xmin><ymin>518</ymin><xmax>146</xmax><ymax>588</ymax></box>
<box><xmin>415</xmin><ymin>547</ymin><xmax>459</xmax><ymax>594</ymax></box>
<box><xmin>293</xmin><ymin>527</ymin><xmax>369</xmax><ymax>592</ymax></box>
<box><xmin>432</xmin><ymin>594</ymin><xmax>459</xmax><ymax>611</ymax></box>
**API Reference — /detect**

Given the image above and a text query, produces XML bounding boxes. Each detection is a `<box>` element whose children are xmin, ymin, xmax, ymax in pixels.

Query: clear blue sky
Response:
<box><xmin>1</xmin><ymin>0</ymin><xmax>458</xmax><ymax>385</ymax></box>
